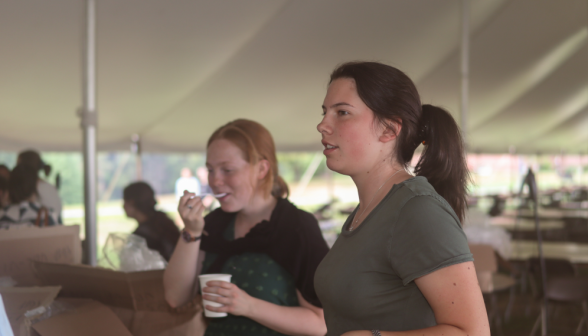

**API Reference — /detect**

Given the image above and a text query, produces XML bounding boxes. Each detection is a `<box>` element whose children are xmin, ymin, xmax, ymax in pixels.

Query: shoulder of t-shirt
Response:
<box><xmin>399</xmin><ymin>177</ymin><xmax>451</xmax><ymax>207</ymax></box>
<box><xmin>397</xmin><ymin>176</ymin><xmax>459</xmax><ymax>222</ymax></box>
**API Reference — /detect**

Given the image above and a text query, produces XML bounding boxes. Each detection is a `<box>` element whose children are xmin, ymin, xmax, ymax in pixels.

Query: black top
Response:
<box><xmin>201</xmin><ymin>198</ymin><xmax>330</xmax><ymax>307</ymax></box>
<box><xmin>201</xmin><ymin>219</ymin><xmax>300</xmax><ymax>336</ymax></box>
<box><xmin>133</xmin><ymin>210</ymin><xmax>180</xmax><ymax>261</ymax></box>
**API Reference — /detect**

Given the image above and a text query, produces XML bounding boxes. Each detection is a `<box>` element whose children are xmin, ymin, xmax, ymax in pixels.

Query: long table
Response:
<box><xmin>489</xmin><ymin>217</ymin><xmax>565</xmax><ymax>231</ymax></box>
<box><xmin>502</xmin><ymin>208</ymin><xmax>588</xmax><ymax>219</ymax></box>
<box><xmin>509</xmin><ymin>241</ymin><xmax>588</xmax><ymax>264</ymax></box>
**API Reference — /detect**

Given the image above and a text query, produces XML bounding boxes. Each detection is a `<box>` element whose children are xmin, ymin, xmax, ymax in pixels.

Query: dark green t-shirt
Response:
<box><xmin>202</xmin><ymin>220</ymin><xmax>299</xmax><ymax>336</ymax></box>
<box><xmin>314</xmin><ymin>177</ymin><xmax>473</xmax><ymax>335</ymax></box>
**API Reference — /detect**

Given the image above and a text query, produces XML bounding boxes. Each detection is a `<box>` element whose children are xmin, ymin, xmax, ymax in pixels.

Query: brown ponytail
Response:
<box><xmin>414</xmin><ymin>105</ymin><xmax>470</xmax><ymax>222</ymax></box>
<box><xmin>330</xmin><ymin>62</ymin><xmax>469</xmax><ymax>222</ymax></box>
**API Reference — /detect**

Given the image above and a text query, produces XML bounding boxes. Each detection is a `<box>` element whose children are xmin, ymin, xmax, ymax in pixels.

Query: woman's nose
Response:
<box><xmin>209</xmin><ymin>172</ymin><xmax>223</xmax><ymax>187</ymax></box>
<box><xmin>317</xmin><ymin>117</ymin><xmax>331</xmax><ymax>135</ymax></box>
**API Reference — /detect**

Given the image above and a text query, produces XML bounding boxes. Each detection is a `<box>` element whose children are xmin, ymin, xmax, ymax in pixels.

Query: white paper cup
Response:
<box><xmin>199</xmin><ymin>273</ymin><xmax>232</xmax><ymax>318</ymax></box>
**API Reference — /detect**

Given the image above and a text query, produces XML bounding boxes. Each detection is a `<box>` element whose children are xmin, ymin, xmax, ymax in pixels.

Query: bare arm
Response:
<box><xmin>342</xmin><ymin>262</ymin><xmax>490</xmax><ymax>336</ymax></box>
<box><xmin>163</xmin><ymin>235</ymin><xmax>202</xmax><ymax>308</ymax></box>
<box><xmin>163</xmin><ymin>192</ymin><xmax>206</xmax><ymax>308</ymax></box>
<box><xmin>247</xmin><ymin>290</ymin><xmax>327</xmax><ymax>336</ymax></box>
<box><xmin>203</xmin><ymin>281</ymin><xmax>327</xmax><ymax>336</ymax></box>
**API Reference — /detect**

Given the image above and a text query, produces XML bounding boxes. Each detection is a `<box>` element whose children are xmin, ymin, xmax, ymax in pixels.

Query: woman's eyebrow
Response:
<box><xmin>321</xmin><ymin>102</ymin><xmax>355</xmax><ymax>109</ymax></box>
<box><xmin>206</xmin><ymin>160</ymin><xmax>231</xmax><ymax>167</ymax></box>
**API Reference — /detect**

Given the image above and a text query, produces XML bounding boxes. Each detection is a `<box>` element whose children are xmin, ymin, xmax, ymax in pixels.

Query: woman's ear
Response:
<box><xmin>379</xmin><ymin>119</ymin><xmax>402</xmax><ymax>143</ymax></box>
<box><xmin>257</xmin><ymin>159</ymin><xmax>270</xmax><ymax>180</ymax></box>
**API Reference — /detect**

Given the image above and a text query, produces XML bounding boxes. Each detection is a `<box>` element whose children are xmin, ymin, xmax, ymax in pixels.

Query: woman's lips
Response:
<box><xmin>322</xmin><ymin>143</ymin><xmax>339</xmax><ymax>155</ymax></box>
<box><xmin>216</xmin><ymin>193</ymin><xmax>229</xmax><ymax>201</ymax></box>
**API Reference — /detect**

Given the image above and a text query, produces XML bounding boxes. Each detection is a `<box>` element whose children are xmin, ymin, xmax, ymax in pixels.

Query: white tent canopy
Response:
<box><xmin>1</xmin><ymin>0</ymin><xmax>587</xmax><ymax>154</ymax></box>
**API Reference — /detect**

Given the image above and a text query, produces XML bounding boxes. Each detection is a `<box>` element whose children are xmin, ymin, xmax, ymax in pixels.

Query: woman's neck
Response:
<box><xmin>352</xmin><ymin>160</ymin><xmax>407</xmax><ymax>206</ymax></box>
<box><xmin>234</xmin><ymin>193</ymin><xmax>277</xmax><ymax>239</ymax></box>
<box><xmin>349</xmin><ymin>162</ymin><xmax>412</xmax><ymax>229</ymax></box>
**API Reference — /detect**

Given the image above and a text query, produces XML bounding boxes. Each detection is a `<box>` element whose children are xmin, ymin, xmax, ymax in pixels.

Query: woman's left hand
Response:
<box><xmin>201</xmin><ymin>280</ymin><xmax>254</xmax><ymax>317</ymax></box>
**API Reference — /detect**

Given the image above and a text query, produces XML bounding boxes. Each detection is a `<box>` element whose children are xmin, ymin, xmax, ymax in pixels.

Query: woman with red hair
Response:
<box><xmin>164</xmin><ymin>119</ymin><xmax>329</xmax><ymax>336</ymax></box>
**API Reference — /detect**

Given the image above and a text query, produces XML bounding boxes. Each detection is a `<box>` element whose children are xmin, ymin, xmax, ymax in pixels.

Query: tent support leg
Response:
<box><xmin>460</xmin><ymin>0</ymin><xmax>470</xmax><ymax>147</ymax></box>
<box><xmin>81</xmin><ymin>0</ymin><xmax>98</xmax><ymax>266</ymax></box>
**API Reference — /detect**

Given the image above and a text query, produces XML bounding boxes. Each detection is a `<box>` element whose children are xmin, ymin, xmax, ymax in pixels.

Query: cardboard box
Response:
<box><xmin>0</xmin><ymin>225</ymin><xmax>82</xmax><ymax>286</ymax></box>
<box><xmin>31</xmin><ymin>299</ymin><xmax>133</xmax><ymax>336</ymax></box>
<box><xmin>33</xmin><ymin>261</ymin><xmax>205</xmax><ymax>336</ymax></box>
<box><xmin>33</xmin><ymin>261</ymin><xmax>172</xmax><ymax>311</ymax></box>
<box><xmin>0</xmin><ymin>286</ymin><xmax>61</xmax><ymax>336</ymax></box>
<box><xmin>109</xmin><ymin>306</ymin><xmax>205</xmax><ymax>336</ymax></box>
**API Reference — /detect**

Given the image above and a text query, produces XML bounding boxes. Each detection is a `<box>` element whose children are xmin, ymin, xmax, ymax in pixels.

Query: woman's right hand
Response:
<box><xmin>178</xmin><ymin>190</ymin><xmax>206</xmax><ymax>235</ymax></box>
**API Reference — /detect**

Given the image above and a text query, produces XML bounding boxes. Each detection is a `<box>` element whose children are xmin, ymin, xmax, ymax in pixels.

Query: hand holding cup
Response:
<box><xmin>199</xmin><ymin>274</ymin><xmax>234</xmax><ymax>317</ymax></box>
<box><xmin>200</xmin><ymin>274</ymin><xmax>255</xmax><ymax>318</ymax></box>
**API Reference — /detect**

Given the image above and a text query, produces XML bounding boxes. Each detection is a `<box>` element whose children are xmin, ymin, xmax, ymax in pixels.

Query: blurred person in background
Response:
<box><xmin>17</xmin><ymin>150</ymin><xmax>62</xmax><ymax>219</ymax></box>
<box><xmin>196</xmin><ymin>166</ymin><xmax>215</xmax><ymax>209</ymax></box>
<box><xmin>123</xmin><ymin>181</ymin><xmax>180</xmax><ymax>261</ymax></box>
<box><xmin>0</xmin><ymin>164</ymin><xmax>10</xmax><ymax>180</ymax></box>
<box><xmin>175</xmin><ymin>167</ymin><xmax>201</xmax><ymax>201</ymax></box>
<box><xmin>0</xmin><ymin>176</ymin><xmax>8</xmax><ymax>208</ymax></box>
<box><xmin>0</xmin><ymin>165</ymin><xmax>10</xmax><ymax>207</ymax></box>
<box><xmin>164</xmin><ymin>119</ymin><xmax>329</xmax><ymax>336</ymax></box>
<box><xmin>0</xmin><ymin>164</ymin><xmax>60</xmax><ymax>228</ymax></box>
<box><xmin>196</xmin><ymin>166</ymin><xmax>212</xmax><ymax>195</ymax></box>
<box><xmin>175</xmin><ymin>167</ymin><xmax>202</xmax><ymax>226</ymax></box>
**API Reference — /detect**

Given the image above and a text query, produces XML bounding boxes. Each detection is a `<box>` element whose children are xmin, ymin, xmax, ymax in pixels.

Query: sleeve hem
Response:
<box><xmin>401</xmin><ymin>253</ymin><xmax>474</xmax><ymax>286</ymax></box>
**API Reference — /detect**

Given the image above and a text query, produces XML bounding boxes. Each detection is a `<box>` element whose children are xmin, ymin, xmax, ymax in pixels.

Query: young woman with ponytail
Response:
<box><xmin>164</xmin><ymin>119</ymin><xmax>329</xmax><ymax>336</ymax></box>
<box><xmin>315</xmin><ymin>62</ymin><xmax>489</xmax><ymax>336</ymax></box>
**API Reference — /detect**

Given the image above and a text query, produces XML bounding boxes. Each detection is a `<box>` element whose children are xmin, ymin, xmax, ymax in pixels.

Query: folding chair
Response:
<box><xmin>530</xmin><ymin>276</ymin><xmax>588</xmax><ymax>336</ymax></box>
<box><xmin>470</xmin><ymin>244</ymin><xmax>517</xmax><ymax>335</ymax></box>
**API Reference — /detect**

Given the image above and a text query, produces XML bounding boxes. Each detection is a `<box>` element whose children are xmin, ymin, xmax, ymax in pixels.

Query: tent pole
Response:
<box><xmin>509</xmin><ymin>145</ymin><xmax>516</xmax><ymax>194</ymax></box>
<box><xmin>80</xmin><ymin>0</ymin><xmax>97</xmax><ymax>266</ymax></box>
<box><xmin>460</xmin><ymin>0</ymin><xmax>470</xmax><ymax>147</ymax></box>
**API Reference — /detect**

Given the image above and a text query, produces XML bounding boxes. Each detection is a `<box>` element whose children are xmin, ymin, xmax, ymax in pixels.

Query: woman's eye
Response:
<box><xmin>338</xmin><ymin>110</ymin><xmax>349</xmax><ymax>116</ymax></box>
<box><xmin>321</xmin><ymin>111</ymin><xmax>326</xmax><ymax>116</ymax></box>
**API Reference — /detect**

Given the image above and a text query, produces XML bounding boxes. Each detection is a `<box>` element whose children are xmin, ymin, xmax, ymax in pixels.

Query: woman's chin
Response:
<box><xmin>325</xmin><ymin>160</ymin><xmax>348</xmax><ymax>176</ymax></box>
<box><xmin>219</xmin><ymin>202</ymin><xmax>240</xmax><ymax>213</ymax></box>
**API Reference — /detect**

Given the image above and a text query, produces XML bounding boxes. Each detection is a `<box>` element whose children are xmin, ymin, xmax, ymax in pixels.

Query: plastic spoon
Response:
<box><xmin>189</xmin><ymin>193</ymin><xmax>227</xmax><ymax>199</ymax></box>
<box><xmin>187</xmin><ymin>193</ymin><xmax>226</xmax><ymax>209</ymax></box>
